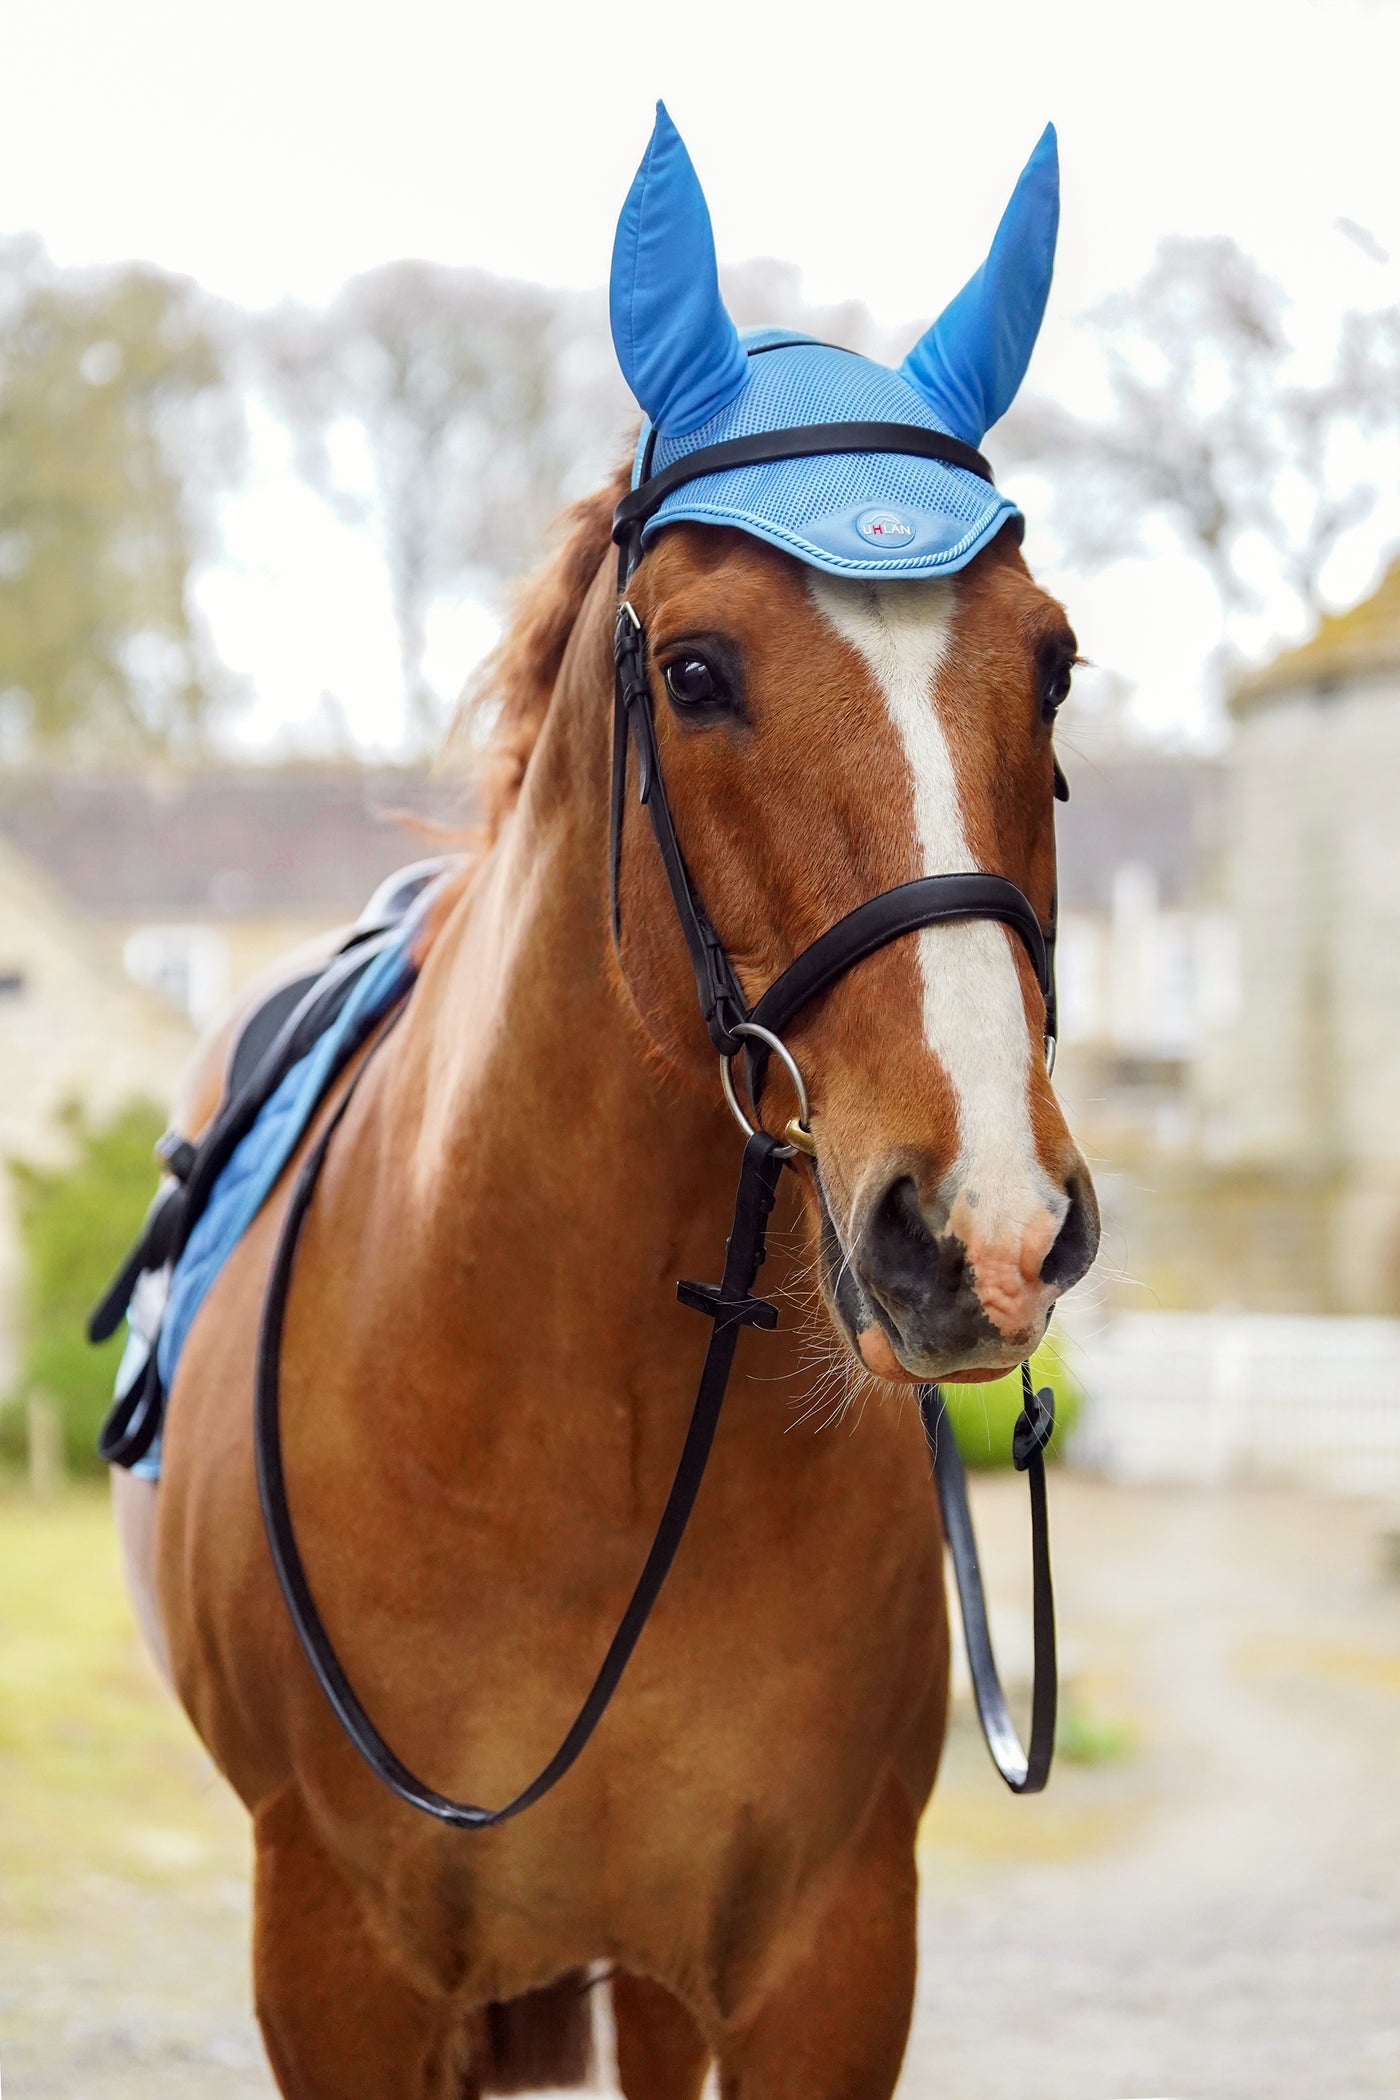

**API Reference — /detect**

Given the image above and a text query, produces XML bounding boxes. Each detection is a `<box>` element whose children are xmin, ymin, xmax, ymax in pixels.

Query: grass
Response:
<box><xmin>1056</xmin><ymin>1694</ymin><xmax>1139</xmax><ymax>1767</ymax></box>
<box><xmin>0</xmin><ymin>1477</ymin><xmax>249</xmax><ymax>1928</ymax></box>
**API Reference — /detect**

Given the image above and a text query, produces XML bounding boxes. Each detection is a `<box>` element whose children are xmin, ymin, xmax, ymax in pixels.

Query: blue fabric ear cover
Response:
<box><xmin>609</xmin><ymin>102</ymin><xmax>750</xmax><ymax>438</ymax></box>
<box><xmin>900</xmin><ymin>124</ymin><xmax>1060</xmax><ymax>447</ymax></box>
<box><xmin>607</xmin><ymin>109</ymin><xmax>1054</xmax><ymax>580</ymax></box>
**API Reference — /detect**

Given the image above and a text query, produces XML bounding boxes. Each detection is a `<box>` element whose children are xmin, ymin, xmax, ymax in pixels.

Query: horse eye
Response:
<box><xmin>1040</xmin><ymin>658</ymin><xmax>1074</xmax><ymax>721</ymax></box>
<box><xmin>663</xmin><ymin>656</ymin><xmax>721</xmax><ymax>710</ymax></box>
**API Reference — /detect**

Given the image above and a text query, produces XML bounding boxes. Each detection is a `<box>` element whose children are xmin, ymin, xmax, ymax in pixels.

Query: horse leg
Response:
<box><xmin>715</xmin><ymin>1773</ymin><xmax>919</xmax><ymax>2100</ymax></box>
<box><xmin>252</xmin><ymin>1788</ymin><xmax>471</xmax><ymax>2100</ymax></box>
<box><xmin>613</xmin><ymin>1971</ymin><xmax>712</xmax><ymax>2100</ymax></box>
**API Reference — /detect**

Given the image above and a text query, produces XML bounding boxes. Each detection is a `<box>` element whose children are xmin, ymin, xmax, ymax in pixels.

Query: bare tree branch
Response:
<box><xmin>1002</xmin><ymin>235</ymin><xmax>1400</xmax><ymax>654</ymax></box>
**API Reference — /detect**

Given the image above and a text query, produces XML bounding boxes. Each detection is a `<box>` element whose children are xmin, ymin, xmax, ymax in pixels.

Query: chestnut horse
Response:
<box><xmin>115</xmin><ymin>489</ymin><xmax>1097</xmax><ymax>2096</ymax></box>
<box><xmin>112</xmin><ymin>117</ymin><xmax>1098</xmax><ymax>2100</ymax></box>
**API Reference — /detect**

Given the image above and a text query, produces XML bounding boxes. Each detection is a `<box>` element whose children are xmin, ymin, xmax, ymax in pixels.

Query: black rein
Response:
<box><xmin>256</xmin><ymin>1029</ymin><xmax>790</xmax><ymax>1829</ymax></box>
<box><xmin>252</xmin><ymin>417</ymin><xmax>1063</xmax><ymax>1818</ymax></box>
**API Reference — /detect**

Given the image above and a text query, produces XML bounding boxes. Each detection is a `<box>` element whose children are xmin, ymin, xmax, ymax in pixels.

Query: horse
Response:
<box><xmin>111</xmin><ymin>107</ymin><xmax>1098</xmax><ymax>2098</ymax></box>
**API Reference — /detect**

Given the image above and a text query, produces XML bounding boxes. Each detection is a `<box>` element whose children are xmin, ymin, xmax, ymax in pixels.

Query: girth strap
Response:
<box><xmin>92</xmin><ymin>931</ymin><xmax>419</xmax><ymax>1473</ymax></box>
<box><xmin>89</xmin><ymin>929</ymin><xmax>405</xmax><ymax>1351</ymax></box>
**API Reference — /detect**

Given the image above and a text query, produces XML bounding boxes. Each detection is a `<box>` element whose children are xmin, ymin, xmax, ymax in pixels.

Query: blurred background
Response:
<box><xmin>1</xmin><ymin>2</ymin><xmax>1399</xmax><ymax>2095</ymax></box>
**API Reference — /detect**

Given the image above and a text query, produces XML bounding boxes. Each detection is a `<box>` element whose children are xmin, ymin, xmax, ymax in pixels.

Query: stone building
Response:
<box><xmin>0</xmin><ymin>765</ymin><xmax>450</xmax><ymax>1380</ymax></box>
<box><xmin>1193</xmin><ymin>558</ymin><xmax>1400</xmax><ymax>1314</ymax></box>
<box><xmin>1051</xmin><ymin>742</ymin><xmax>1228</xmax><ymax>1159</ymax></box>
<box><xmin>0</xmin><ymin>767</ymin><xmax>452</xmax><ymax>1031</ymax></box>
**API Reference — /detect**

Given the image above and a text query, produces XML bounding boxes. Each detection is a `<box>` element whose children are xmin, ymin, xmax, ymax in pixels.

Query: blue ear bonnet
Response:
<box><xmin>633</xmin><ymin>333</ymin><xmax>1021</xmax><ymax>578</ymax></box>
<box><xmin>611</xmin><ymin>106</ymin><xmax>1057</xmax><ymax>581</ymax></box>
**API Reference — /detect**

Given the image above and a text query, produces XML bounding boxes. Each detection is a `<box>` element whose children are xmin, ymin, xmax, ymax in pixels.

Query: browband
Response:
<box><xmin>613</xmin><ymin>420</ymin><xmax>995</xmax><ymax>546</ymax></box>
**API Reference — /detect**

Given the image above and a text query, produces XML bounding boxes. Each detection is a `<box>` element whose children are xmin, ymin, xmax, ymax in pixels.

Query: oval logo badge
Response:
<box><xmin>856</xmin><ymin>508</ymin><xmax>916</xmax><ymax>547</ymax></box>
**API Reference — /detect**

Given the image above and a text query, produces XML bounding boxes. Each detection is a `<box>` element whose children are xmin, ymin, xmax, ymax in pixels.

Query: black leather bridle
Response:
<box><xmin>253</xmin><ymin>419</ymin><xmax>1064</xmax><ymax>1827</ymax></box>
<box><xmin>609</xmin><ymin>419</ymin><xmax>1058</xmax><ymax>1061</ymax></box>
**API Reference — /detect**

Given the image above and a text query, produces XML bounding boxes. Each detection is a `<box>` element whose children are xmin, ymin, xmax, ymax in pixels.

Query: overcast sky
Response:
<box><xmin>6</xmin><ymin>0</ymin><xmax>1400</xmax><ymax>752</ymax></box>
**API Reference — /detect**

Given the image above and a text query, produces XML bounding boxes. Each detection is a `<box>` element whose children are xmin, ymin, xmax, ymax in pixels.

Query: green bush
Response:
<box><xmin>4</xmin><ymin>1099</ymin><xmax>164</xmax><ymax>1474</ymax></box>
<box><xmin>1056</xmin><ymin>1694</ymin><xmax>1137</xmax><ymax>1765</ymax></box>
<box><xmin>938</xmin><ymin>1344</ymin><xmax>1083</xmax><ymax>1470</ymax></box>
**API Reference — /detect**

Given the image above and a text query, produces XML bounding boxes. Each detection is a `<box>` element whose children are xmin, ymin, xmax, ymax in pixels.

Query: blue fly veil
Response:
<box><xmin>609</xmin><ymin>103</ymin><xmax>1059</xmax><ymax>579</ymax></box>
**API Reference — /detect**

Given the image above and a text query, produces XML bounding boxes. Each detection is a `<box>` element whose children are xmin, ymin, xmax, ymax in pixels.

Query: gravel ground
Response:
<box><xmin>906</xmin><ymin>1477</ymin><xmax>1400</xmax><ymax>2099</ymax></box>
<box><xmin>1</xmin><ymin>1476</ymin><xmax>1396</xmax><ymax>2099</ymax></box>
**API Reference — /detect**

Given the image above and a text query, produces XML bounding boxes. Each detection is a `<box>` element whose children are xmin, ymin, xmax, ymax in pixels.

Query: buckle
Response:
<box><xmin>155</xmin><ymin>1129</ymin><xmax>198</xmax><ymax>1183</ymax></box>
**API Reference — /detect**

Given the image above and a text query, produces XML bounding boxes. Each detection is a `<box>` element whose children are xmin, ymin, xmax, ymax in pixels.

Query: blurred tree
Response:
<box><xmin>261</xmin><ymin>263</ymin><xmax>629</xmax><ymax>740</ymax></box>
<box><xmin>3</xmin><ymin>1098</ymin><xmax>163</xmax><ymax>1476</ymax></box>
<box><xmin>1005</xmin><ymin>236</ymin><xmax>1400</xmax><ymax>643</ymax></box>
<box><xmin>263</xmin><ymin>259</ymin><xmax>890</xmax><ymax>741</ymax></box>
<box><xmin>0</xmin><ymin>241</ymin><xmax>236</xmax><ymax>756</ymax></box>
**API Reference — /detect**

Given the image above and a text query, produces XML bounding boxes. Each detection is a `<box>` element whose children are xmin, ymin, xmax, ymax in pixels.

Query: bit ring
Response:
<box><xmin>720</xmin><ymin>1022</ymin><xmax>814</xmax><ymax>1159</ymax></box>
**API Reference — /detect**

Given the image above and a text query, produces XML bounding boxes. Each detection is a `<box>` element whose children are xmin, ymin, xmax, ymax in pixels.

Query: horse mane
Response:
<box><xmin>448</xmin><ymin>457</ymin><xmax>631</xmax><ymax>847</ymax></box>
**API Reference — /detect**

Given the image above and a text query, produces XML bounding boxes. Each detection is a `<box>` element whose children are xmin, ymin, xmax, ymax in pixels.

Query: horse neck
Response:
<box><xmin>382</xmin><ymin>569</ymin><xmax>748</xmax><ymax>1415</ymax></box>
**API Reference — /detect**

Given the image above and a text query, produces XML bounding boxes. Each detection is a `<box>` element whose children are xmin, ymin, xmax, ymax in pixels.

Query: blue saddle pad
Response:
<box><xmin>116</xmin><ymin>933</ymin><xmax>417</xmax><ymax>1480</ymax></box>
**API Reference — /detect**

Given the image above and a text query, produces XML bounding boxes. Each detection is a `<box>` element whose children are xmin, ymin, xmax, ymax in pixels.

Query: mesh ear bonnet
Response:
<box><xmin>610</xmin><ymin>105</ymin><xmax>1059</xmax><ymax>581</ymax></box>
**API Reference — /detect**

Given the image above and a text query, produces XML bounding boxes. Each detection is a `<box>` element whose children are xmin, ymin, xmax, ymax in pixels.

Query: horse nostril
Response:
<box><xmin>865</xmin><ymin>1174</ymin><xmax>943</xmax><ymax>1305</ymax></box>
<box><xmin>1040</xmin><ymin>1174</ymin><xmax>1099</xmax><ymax>1290</ymax></box>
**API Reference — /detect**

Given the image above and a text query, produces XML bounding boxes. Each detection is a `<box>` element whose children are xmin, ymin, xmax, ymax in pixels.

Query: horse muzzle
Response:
<box><xmin>817</xmin><ymin>1161</ymin><xmax>1099</xmax><ymax>1383</ymax></box>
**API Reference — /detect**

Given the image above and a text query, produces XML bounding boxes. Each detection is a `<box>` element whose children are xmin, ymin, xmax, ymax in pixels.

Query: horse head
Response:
<box><xmin>606</xmin><ymin>106</ymin><xmax>1098</xmax><ymax>1386</ymax></box>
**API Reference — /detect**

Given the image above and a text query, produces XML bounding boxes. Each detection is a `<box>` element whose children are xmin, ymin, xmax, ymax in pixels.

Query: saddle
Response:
<box><xmin>91</xmin><ymin>860</ymin><xmax>451</xmax><ymax>1470</ymax></box>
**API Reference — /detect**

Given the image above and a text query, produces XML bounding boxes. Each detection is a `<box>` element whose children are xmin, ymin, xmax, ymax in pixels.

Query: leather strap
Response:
<box><xmin>88</xmin><ymin>1180</ymin><xmax>185</xmax><ymax>1351</ymax></box>
<box><xmin>751</xmin><ymin>874</ymin><xmax>1051</xmax><ymax>1042</ymax></box>
<box><xmin>250</xmin><ymin>412</ymin><xmax>1062</xmax><ymax>1820</ymax></box>
<box><xmin>88</xmin><ymin>934</ymin><xmax>401</xmax><ymax>1349</ymax></box>
<box><xmin>920</xmin><ymin>1366</ymin><xmax>1057</xmax><ymax>1793</ymax></box>
<box><xmin>613</xmin><ymin>421</ymin><xmax>994</xmax><ymax>545</ymax></box>
<box><xmin>256</xmin><ymin>1051</ymin><xmax>787</xmax><ymax>1829</ymax></box>
<box><xmin>96</xmin><ymin>1342</ymin><xmax>167</xmax><ymax>1470</ymax></box>
<box><xmin>612</xmin><ymin>602</ymin><xmax>750</xmax><ymax>1054</ymax></box>
<box><xmin>610</xmin><ymin>620</ymin><xmax>1057</xmax><ymax>1059</ymax></box>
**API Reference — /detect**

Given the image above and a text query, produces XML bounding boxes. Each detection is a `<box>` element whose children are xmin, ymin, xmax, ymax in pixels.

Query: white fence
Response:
<box><xmin>1063</xmin><ymin>1310</ymin><xmax>1400</xmax><ymax>1497</ymax></box>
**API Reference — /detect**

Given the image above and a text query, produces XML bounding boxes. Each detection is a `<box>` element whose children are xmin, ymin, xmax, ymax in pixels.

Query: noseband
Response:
<box><xmin>254</xmin><ymin>422</ymin><xmax>1063</xmax><ymax>1829</ymax></box>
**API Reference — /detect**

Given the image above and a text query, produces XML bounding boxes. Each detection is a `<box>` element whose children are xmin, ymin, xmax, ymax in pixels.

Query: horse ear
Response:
<box><xmin>900</xmin><ymin>124</ymin><xmax>1060</xmax><ymax>446</ymax></box>
<box><xmin>610</xmin><ymin>103</ymin><xmax>749</xmax><ymax>438</ymax></box>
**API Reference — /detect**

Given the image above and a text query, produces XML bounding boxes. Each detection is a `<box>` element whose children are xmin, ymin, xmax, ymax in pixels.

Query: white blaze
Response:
<box><xmin>808</xmin><ymin>575</ymin><xmax>1062</xmax><ymax>1245</ymax></box>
